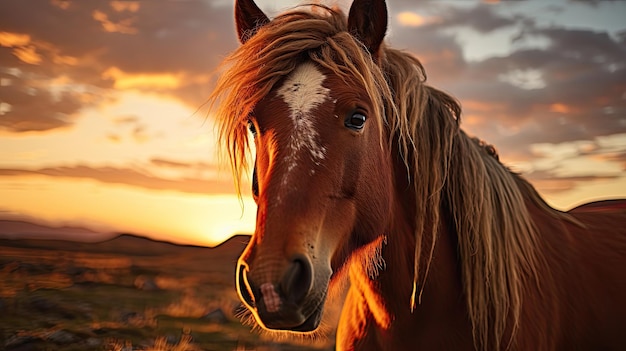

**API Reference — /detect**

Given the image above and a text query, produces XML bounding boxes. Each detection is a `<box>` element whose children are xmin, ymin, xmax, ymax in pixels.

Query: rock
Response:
<box><xmin>65</xmin><ymin>266</ymin><xmax>87</xmax><ymax>276</ymax></box>
<box><xmin>46</xmin><ymin>330</ymin><xmax>78</xmax><ymax>344</ymax></box>
<box><xmin>30</xmin><ymin>297</ymin><xmax>76</xmax><ymax>320</ymax></box>
<box><xmin>120</xmin><ymin>311</ymin><xmax>138</xmax><ymax>323</ymax></box>
<box><xmin>134</xmin><ymin>275</ymin><xmax>159</xmax><ymax>291</ymax></box>
<box><xmin>93</xmin><ymin>327</ymin><xmax>109</xmax><ymax>335</ymax></box>
<box><xmin>165</xmin><ymin>334</ymin><xmax>178</xmax><ymax>345</ymax></box>
<box><xmin>86</xmin><ymin>338</ymin><xmax>101</xmax><ymax>347</ymax></box>
<box><xmin>5</xmin><ymin>334</ymin><xmax>39</xmax><ymax>349</ymax></box>
<box><xmin>30</xmin><ymin>296</ymin><xmax>58</xmax><ymax>312</ymax></box>
<box><xmin>202</xmin><ymin>308</ymin><xmax>228</xmax><ymax>324</ymax></box>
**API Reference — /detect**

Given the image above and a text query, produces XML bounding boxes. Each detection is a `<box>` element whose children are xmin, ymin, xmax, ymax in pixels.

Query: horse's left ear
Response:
<box><xmin>235</xmin><ymin>0</ymin><xmax>270</xmax><ymax>44</ymax></box>
<box><xmin>347</xmin><ymin>0</ymin><xmax>388</xmax><ymax>57</ymax></box>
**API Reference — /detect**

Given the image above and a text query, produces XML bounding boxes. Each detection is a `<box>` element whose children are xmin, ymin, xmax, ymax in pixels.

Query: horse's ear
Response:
<box><xmin>347</xmin><ymin>0</ymin><xmax>388</xmax><ymax>57</ymax></box>
<box><xmin>235</xmin><ymin>0</ymin><xmax>270</xmax><ymax>44</ymax></box>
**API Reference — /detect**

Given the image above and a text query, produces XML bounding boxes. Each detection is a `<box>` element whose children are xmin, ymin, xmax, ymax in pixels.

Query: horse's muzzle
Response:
<box><xmin>236</xmin><ymin>255</ymin><xmax>323</xmax><ymax>331</ymax></box>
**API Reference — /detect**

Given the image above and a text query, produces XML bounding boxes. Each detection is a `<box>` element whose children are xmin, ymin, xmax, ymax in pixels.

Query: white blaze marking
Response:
<box><xmin>276</xmin><ymin>62</ymin><xmax>329</xmax><ymax>184</ymax></box>
<box><xmin>260</xmin><ymin>283</ymin><xmax>281</xmax><ymax>313</ymax></box>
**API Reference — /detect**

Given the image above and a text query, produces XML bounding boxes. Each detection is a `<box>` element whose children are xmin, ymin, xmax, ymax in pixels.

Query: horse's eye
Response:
<box><xmin>345</xmin><ymin>113</ymin><xmax>366</xmax><ymax>130</ymax></box>
<box><xmin>248</xmin><ymin>120</ymin><xmax>257</xmax><ymax>136</ymax></box>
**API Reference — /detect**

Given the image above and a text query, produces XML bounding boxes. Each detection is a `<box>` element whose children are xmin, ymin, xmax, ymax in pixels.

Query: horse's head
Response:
<box><xmin>229</xmin><ymin>0</ymin><xmax>393</xmax><ymax>332</ymax></box>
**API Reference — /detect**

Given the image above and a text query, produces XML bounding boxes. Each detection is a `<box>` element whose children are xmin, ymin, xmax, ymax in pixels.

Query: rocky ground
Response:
<box><xmin>0</xmin><ymin>234</ymin><xmax>335</xmax><ymax>351</ymax></box>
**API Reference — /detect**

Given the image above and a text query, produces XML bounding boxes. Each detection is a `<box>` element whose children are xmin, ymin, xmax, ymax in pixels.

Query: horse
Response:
<box><xmin>209</xmin><ymin>0</ymin><xmax>626</xmax><ymax>349</ymax></box>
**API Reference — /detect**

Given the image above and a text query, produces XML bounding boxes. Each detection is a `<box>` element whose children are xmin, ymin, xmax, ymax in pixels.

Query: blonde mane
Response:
<box><xmin>209</xmin><ymin>6</ymin><xmax>554</xmax><ymax>351</ymax></box>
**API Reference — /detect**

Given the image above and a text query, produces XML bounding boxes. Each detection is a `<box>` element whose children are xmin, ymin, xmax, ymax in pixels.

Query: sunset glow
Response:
<box><xmin>0</xmin><ymin>175</ymin><xmax>256</xmax><ymax>246</ymax></box>
<box><xmin>396</xmin><ymin>12</ymin><xmax>428</xmax><ymax>27</ymax></box>
<box><xmin>1</xmin><ymin>0</ymin><xmax>624</xmax><ymax>246</ymax></box>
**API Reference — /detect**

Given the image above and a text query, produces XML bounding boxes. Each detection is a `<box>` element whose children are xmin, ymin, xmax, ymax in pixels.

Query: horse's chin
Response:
<box><xmin>284</xmin><ymin>303</ymin><xmax>324</xmax><ymax>332</ymax></box>
<box><xmin>258</xmin><ymin>292</ymin><xmax>326</xmax><ymax>333</ymax></box>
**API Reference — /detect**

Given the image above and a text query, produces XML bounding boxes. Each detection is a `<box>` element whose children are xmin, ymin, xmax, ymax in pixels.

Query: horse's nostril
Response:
<box><xmin>237</xmin><ymin>263</ymin><xmax>255</xmax><ymax>308</ymax></box>
<box><xmin>280</xmin><ymin>255</ymin><xmax>313</xmax><ymax>304</ymax></box>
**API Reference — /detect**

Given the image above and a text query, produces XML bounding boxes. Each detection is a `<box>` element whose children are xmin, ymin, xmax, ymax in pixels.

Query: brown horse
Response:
<box><xmin>209</xmin><ymin>0</ymin><xmax>626</xmax><ymax>350</ymax></box>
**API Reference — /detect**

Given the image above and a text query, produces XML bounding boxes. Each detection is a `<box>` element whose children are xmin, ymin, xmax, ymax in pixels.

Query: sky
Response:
<box><xmin>0</xmin><ymin>0</ymin><xmax>624</xmax><ymax>246</ymax></box>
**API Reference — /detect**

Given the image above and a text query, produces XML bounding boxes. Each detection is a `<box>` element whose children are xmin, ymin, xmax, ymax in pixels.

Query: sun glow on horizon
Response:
<box><xmin>0</xmin><ymin>175</ymin><xmax>256</xmax><ymax>246</ymax></box>
<box><xmin>0</xmin><ymin>88</ymin><xmax>257</xmax><ymax>246</ymax></box>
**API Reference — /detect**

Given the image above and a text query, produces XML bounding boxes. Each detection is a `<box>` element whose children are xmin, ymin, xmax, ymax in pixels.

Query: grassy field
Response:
<box><xmin>0</xmin><ymin>233</ymin><xmax>335</xmax><ymax>351</ymax></box>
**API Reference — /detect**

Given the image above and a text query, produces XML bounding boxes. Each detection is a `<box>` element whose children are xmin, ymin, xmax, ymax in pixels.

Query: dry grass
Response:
<box><xmin>104</xmin><ymin>329</ymin><xmax>203</xmax><ymax>351</ymax></box>
<box><xmin>0</xmin><ymin>235</ymin><xmax>332</xmax><ymax>350</ymax></box>
<box><xmin>160</xmin><ymin>292</ymin><xmax>208</xmax><ymax>318</ymax></box>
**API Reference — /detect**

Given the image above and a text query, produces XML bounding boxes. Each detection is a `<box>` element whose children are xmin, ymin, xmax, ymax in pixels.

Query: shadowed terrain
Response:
<box><xmin>0</xmin><ymin>221</ymin><xmax>334</xmax><ymax>350</ymax></box>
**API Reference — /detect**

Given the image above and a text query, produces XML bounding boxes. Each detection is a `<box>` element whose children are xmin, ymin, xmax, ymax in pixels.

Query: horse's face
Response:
<box><xmin>233</xmin><ymin>0</ymin><xmax>390</xmax><ymax>333</ymax></box>
<box><xmin>237</xmin><ymin>60</ymin><xmax>393</xmax><ymax>331</ymax></box>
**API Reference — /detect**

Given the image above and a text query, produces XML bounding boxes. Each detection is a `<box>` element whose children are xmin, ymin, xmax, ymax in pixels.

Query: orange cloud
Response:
<box><xmin>397</xmin><ymin>12</ymin><xmax>427</xmax><ymax>27</ymax></box>
<box><xmin>13</xmin><ymin>45</ymin><xmax>41</xmax><ymax>65</ymax></box>
<box><xmin>111</xmin><ymin>1</ymin><xmax>140</xmax><ymax>13</ymax></box>
<box><xmin>92</xmin><ymin>10</ymin><xmax>138</xmax><ymax>34</ymax></box>
<box><xmin>397</xmin><ymin>11</ymin><xmax>441</xmax><ymax>28</ymax></box>
<box><xmin>102</xmin><ymin>67</ymin><xmax>182</xmax><ymax>89</ymax></box>
<box><xmin>52</xmin><ymin>54</ymin><xmax>78</xmax><ymax>65</ymax></box>
<box><xmin>0</xmin><ymin>31</ymin><xmax>79</xmax><ymax>66</ymax></box>
<box><xmin>462</xmin><ymin>100</ymin><xmax>502</xmax><ymax>113</ymax></box>
<box><xmin>0</xmin><ymin>32</ymin><xmax>42</xmax><ymax>65</ymax></box>
<box><xmin>50</xmin><ymin>0</ymin><xmax>70</xmax><ymax>10</ymax></box>
<box><xmin>0</xmin><ymin>32</ymin><xmax>30</xmax><ymax>46</ymax></box>
<box><xmin>549</xmin><ymin>103</ymin><xmax>572</xmax><ymax>114</ymax></box>
<box><xmin>0</xmin><ymin>164</ymin><xmax>236</xmax><ymax>195</ymax></box>
<box><xmin>530</xmin><ymin>178</ymin><xmax>577</xmax><ymax>194</ymax></box>
<box><xmin>0</xmin><ymin>102</ymin><xmax>11</xmax><ymax>115</ymax></box>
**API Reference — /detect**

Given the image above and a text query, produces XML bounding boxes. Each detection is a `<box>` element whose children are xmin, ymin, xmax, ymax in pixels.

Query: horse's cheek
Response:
<box><xmin>362</xmin><ymin>152</ymin><xmax>393</xmax><ymax>229</ymax></box>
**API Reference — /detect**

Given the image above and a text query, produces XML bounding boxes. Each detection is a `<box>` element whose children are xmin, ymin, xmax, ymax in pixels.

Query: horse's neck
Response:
<box><xmin>347</xmin><ymin>195</ymin><xmax>471</xmax><ymax>341</ymax></box>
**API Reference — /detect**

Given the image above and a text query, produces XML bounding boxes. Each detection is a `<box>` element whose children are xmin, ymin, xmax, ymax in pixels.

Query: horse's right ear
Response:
<box><xmin>235</xmin><ymin>0</ymin><xmax>270</xmax><ymax>44</ymax></box>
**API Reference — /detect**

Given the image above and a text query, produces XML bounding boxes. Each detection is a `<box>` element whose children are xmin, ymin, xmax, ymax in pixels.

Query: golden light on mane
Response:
<box><xmin>209</xmin><ymin>5</ymin><xmax>558</xmax><ymax>351</ymax></box>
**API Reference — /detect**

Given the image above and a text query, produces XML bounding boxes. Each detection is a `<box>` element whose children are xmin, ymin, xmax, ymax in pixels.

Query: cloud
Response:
<box><xmin>110</xmin><ymin>1</ymin><xmax>140</xmax><ymax>13</ymax></box>
<box><xmin>150</xmin><ymin>158</ymin><xmax>214</xmax><ymax>170</ymax></box>
<box><xmin>0</xmin><ymin>164</ymin><xmax>237</xmax><ymax>195</ymax></box>
<box><xmin>527</xmin><ymin>174</ymin><xmax>619</xmax><ymax>194</ymax></box>
<box><xmin>92</xmin><ymin>7</ymin><xmax>138</xmax><ymax>34</ymax></box>
<box><xmin>568</xmin><ymin>0</ymin><xmax>619</xmax><ymax>7</ymax></box>
<box><xmin>0</xmin><ymin>0</ymin><xmax>237</xmax><ymax>133</ymax></box>
<box><xmin>386</xmin><ymin>1</ymin><xmax>626</xmax><ymax>162</ymax></box>
<box><xmin>396</xmin><ymin>12</ymin><xmax>434</xmax><ymax>28</ymax></box>
<box><xmin>0</xmin><ymin>68</ymin><xmax>88</xmax><ymax>132</ymax></box>
<box><xmin>513</xmin><ymin>134</ymin><xmax>626</xmax><ymax>194</ymax></box>
<box><xmin>460</xmin><ymin>27</ymin><xmax>625</xmax><ymax>147</ymax></box>
<box><xmin>0</xmin><ymin>32</ymin><xmax>31</xmax><ymax>46</ymax></box>
<box><xmin>435</xmin><ymin>4</ymin><xmax>518</xmax><ymax>33</ymax></box>
<box><xmin>102</xmin><ymin>67</ymin><xmax>182</xmax><ymax>90</ymax></box>
<box><xmin>391</xmin><ymin>1</ymin><xmax>520</xmax><ymax>33</ymax></box>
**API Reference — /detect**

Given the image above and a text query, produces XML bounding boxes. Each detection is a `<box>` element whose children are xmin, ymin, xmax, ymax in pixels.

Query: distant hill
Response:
<box><xmin>0</xmin><ymin>219</ymin><xmax>112</xmax><ymax>242</ymax></box>
<box><xmin>93</xmin><ymin>233</ymin><xmax>250</xmax><ymax>255</ymax></box>
<box><xmin>0</xmin><ymin>219</ymin><xmax>250</xmax><ymax>258</ymax></box>
<box><xmin>212</xmin><ymin>234</ymin><xmax>250</xmax><ymax>250</ymax></box>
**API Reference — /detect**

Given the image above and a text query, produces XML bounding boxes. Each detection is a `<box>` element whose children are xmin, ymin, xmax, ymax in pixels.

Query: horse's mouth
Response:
<box><xmin>286</xmin><ymin>303</ymin><xmax>323</xmax><ymax>332</ymax></box>
<box><xmin>257</xmin><ymin>293</ymin><xmax>325</xmax><ymax>332</ymax></box>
